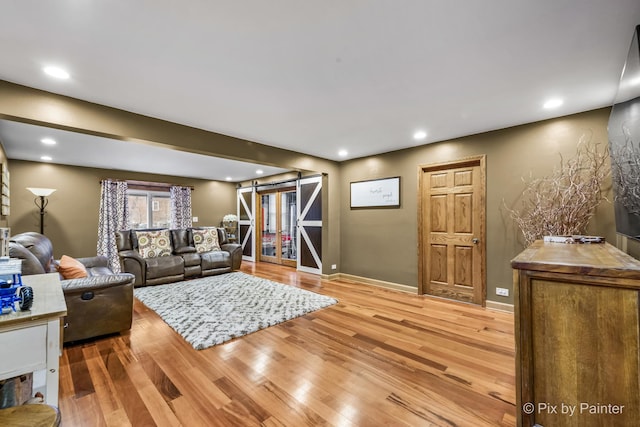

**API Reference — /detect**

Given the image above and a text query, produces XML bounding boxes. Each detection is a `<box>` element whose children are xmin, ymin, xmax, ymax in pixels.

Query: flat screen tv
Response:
<box><xmin>608</xmin><ymin>24</ymin><xmax>640</xmax><ymax>241</ymax></box>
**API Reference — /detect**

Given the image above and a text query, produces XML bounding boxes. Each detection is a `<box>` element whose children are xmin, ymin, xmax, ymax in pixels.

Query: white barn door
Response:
<box><xmin>297</xmin><ymin>176</ymin><xmax>322</xmax><ymax>274</ymax></box>
<box><xmin>237</xmin><ymin>186</ymin><xmax>256</xmax><ymax>262</ymax></box>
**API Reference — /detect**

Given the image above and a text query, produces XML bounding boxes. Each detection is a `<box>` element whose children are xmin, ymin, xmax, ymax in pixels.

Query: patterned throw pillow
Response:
<box><xmin>192</xmin><ymin>228</ymin><xmax>221</xmax><ymax>253</ymax></box>
<box><xmin>136</xmin><ymin>230</ymin><xmax>172</xmax><ymax>258</ymax></box>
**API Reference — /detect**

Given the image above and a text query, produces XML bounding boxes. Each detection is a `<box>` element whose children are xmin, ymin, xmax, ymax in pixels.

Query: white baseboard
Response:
<box><xmin>485</xmin><ymin>300</ymin><xmax>514</xmax><ymax>313</ymax></box>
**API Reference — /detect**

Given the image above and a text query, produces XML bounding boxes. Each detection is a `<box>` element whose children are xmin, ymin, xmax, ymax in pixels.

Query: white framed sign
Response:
<box><xmin>350</xmin><ymin>176</ymin><xmax>400</xmax><ymax>208</ymax></box>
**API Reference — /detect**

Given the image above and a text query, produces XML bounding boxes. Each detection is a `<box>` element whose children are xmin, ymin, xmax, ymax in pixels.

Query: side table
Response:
<box><xmin>0</xmin><ymin>273</ymin><xmax>67</xmax><ymax>406</ymax></box>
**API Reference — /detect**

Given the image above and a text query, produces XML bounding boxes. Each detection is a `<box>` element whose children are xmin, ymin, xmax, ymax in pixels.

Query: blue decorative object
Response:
<box><xmin>0</xmin><ymin>258</ymin><xmax>31</xmax><ymax>314</ymax></box>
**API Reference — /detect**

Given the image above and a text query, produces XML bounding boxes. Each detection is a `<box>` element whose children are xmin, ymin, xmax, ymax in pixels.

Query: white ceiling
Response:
<box><xmin>0</xmin><ymin>120</ymin><xmax>289</xmax><ymax>182</ymax></box>
<box><xmin>0</xmin><ymin>1</ymin><xmax>639</xmax><ymax>181</ymax></box>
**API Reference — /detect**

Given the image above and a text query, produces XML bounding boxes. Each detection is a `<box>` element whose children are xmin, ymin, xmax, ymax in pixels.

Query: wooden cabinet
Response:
<box><xmin>512</xmin><ymin>241</ymin><xmax>640</xmax><ymax>427</ymax></box>
<box><xmin>0</xmin><ymin>273</ymin><xmax>67</xmax><ymax>406</ymax></box>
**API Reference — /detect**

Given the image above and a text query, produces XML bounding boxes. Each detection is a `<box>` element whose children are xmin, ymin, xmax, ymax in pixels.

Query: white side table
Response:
<box><xmin>0</xmin><ymin>273</ymin><xmax>67</xmax><ymax>406</ymax></box>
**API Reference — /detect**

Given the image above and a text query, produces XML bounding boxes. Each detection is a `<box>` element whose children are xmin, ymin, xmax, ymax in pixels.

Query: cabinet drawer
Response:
<box><xmin>0</xmin><ymin>324</ymin><xmax>47</xmax><ymax>379</ymax></box>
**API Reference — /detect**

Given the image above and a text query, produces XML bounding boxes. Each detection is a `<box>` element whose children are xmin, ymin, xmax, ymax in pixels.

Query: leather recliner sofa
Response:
<box><xmin>115</xmin><ymin>227</ymin><xmax>242</xmax><ymax>287</ymax></box>
<box><xmin>8</xmin><ymin>232</ymin><xmax>136</xmax><ymax>343</ymax></box>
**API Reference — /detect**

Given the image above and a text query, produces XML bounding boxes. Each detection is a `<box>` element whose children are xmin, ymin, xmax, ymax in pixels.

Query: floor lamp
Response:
<box><xmin>26</xmin><ymin>187</ymin><xmax>56</xmax><ymax>234</ymax></box>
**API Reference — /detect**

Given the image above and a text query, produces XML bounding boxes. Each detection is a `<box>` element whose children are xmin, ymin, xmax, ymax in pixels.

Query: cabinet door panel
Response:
<box><xmin>0</xmin><ymin>324</ymin><xmax>47</xmax><ymax>378</ymax></box>
<box><xmin>528</xmin><ymin>279</ymin><xmax>640</xmax><ymax>426</ymax></box>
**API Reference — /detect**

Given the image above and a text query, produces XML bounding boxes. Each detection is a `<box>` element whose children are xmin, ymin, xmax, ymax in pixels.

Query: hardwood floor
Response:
<box><xmin>59</xmin><ymin>262</ymin><xmax>516</xmax><ymax>426</ymax></box>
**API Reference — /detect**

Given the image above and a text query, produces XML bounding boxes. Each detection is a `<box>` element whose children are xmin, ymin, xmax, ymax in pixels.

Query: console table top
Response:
<box><xmin>511</xmin><ymin>240</ymin><xmax>640</xmax><ymax>280</ymax></box>
<box><xmin>0</xmin><ymin>273</ymin><xmax>67</xmax><ymax>328</ymax></box>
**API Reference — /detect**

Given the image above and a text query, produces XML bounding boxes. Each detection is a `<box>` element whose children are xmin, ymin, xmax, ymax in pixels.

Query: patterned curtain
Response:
<box><xmin>170</xmin><ymin>186</ymin><xmax>193</xmax><ymax>229</ymax></box>
<box><xmin>97</xmin><ymin>180</ymin><xmax>129</xmax><ymax>272</ymax></box>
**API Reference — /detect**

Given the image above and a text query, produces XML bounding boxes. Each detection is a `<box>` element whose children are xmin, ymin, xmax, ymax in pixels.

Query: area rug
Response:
<box><xmin>133</xmin><ymin>272</ymin><xmax>337</xmax><ymax>350</ymax></box>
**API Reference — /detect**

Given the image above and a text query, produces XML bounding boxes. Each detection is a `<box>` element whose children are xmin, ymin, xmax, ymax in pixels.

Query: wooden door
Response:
<box><xmin>419</xmin><ymin>156</ymin><xmax>486</xmax><ymax>305</ymax></box>
<box><xmin>258</xmin><ymin>189</ymin><xmax>297</xmax><ymax>268</ymax></box>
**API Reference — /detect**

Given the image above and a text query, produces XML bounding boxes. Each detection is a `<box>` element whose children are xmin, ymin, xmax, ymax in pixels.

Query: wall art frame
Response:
<box><xmin>350</xmin><ymin>176</ymin><xmax>400</xmax><ymax>208</ymax></box>
<box><xmin>1</xmin><ymin>164</ymin><xmax>9</xmax><ymax>216</ymax></box>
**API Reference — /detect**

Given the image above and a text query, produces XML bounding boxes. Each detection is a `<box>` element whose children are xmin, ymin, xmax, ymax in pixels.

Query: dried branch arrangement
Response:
<box><xmin>506</xmin><ymin>138</ymin><xmax>610</xmax><ymax>246</ymax></box>
<box><xmin>610</xmin><ymin>136</ymin><xmax>640</xmax><ymax>214</ymax></box>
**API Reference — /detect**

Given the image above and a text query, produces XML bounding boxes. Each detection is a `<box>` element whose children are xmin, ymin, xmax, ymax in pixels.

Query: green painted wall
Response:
<box><xmin>9</xmin><ymin>160</ymin><xmax>236</xmax><ymax>258</ymax></box>
<box><xmin>0</xmin><ymin>80</ymin><xmax>342</xmax><ymax>275</ymax></box>
<box><xmin>0</xmin><ymin>79</ymin><xmax>629</xmax><ymax>306</ymax></box>
<box><xmin>340</xmin><ymin>108</ymin><xmax>616</xmax><ymax>304</ymax></box>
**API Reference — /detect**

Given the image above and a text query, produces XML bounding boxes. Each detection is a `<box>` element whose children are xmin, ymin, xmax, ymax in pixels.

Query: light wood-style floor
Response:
<box><xmin>59</xmin><ymin>262</ymin><xmax>516</xmax><ymax>426</ymax></box>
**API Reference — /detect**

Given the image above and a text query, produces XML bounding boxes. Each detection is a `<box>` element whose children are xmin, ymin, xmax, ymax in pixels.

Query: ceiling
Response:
<box><xmin>0</xmin><ymin>120</ymin><xmax>290</xmax><ymax>182</ymax></box>
<box><xmin>1</xmin><ymin>1</ymin><xmax>639</xmax><ymax>181</ymax></box>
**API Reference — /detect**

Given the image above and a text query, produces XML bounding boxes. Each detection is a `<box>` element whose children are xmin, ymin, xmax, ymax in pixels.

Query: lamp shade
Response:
<box><xmin>27</xmin><ymin>187</ymin><xmax>56</xmax><ymax>197</ymax></box>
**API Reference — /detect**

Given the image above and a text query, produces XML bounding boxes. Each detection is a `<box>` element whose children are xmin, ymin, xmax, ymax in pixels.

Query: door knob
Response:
<box><xmin>472</xmin><ymin>238</ymin><xmax>480</xmax><ymax>244</ymax></box>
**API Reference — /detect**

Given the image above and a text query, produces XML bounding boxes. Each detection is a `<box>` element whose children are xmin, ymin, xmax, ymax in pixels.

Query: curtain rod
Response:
<box><xmin>100</xmin><ymin>179</ymin><xmax>194</xmax><ymax>190</ymax></box>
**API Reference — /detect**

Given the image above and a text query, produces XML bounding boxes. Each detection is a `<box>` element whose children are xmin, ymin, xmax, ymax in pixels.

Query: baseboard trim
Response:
<box><xmin>485</xmin><ymin>300</ymin><xmax>514</xmax><ymax>313</ymax></box>
<box><xmin>325</xmin><ymin>272</ymin><xmax>516</xmax><ymax>311</ymax></box>
<box><xmin>338</xmin><ymin>273</ymin><xmax>417</xmax><ymax>294</ymax></box>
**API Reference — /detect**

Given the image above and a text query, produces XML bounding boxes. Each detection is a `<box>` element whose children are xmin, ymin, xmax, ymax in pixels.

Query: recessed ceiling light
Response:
<box><xmin>41</xmin><ymin>138</ymin><xmax>56</xmax><ymax>145</ymax></box>
<box><xmin>543</xmin><ymin>98</ymin><xmax>563</xmax><ymax>109</ymax></box>
<box><xmin>43</xmin><ymin>66</ymin><xmax>70</xmax><ymax>79</ymax></box>
<box><xmin>40</xmin><ymin>155</ymin><xmax>53</xmax><ymax>161</ymax></box>
<box><xmin>225</xmin><ymin>177</ymin><xmax>232</xmax><ymax>181</ymax></box>
<box><xmin>256</xmin><ymin>169</ymin><xmax>264</xmax><ymax>175</ymax></box>
<box><xmin>338</xmin><ymin>149</ymin><xmax>348</xmax><ymax>157</ymax></box>
<box><xmin>413</xmin><ymin>130</ymin><xmax>427</xmax><ymax>140</ymax></box>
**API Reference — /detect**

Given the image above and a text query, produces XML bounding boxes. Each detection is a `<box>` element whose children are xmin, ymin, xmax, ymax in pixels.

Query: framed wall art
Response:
<box><xmin>1</xmin><ymin>164</ymin><xmax>9</xmax><ymax>216</ymax></box>
<box><xmin>350</xmin><ymin>176</ymin><xmax>400</xmax><ymax>208</ymax></box>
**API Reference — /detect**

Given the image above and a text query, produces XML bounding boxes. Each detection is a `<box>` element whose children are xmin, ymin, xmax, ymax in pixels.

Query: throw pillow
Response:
<box><xmin>136</xmin><ymin>229</ymin><xmax>173</xmax><ymax>258</ymax></box>
<box><xmin>57</xmin><ymin>255</ymin><xmax>89</xmax><ymax>279</ymax></box>
<box><xmin>192</xmin><ymin>228</ymin><xmax>221</xmax><ymax>253</ymax></box>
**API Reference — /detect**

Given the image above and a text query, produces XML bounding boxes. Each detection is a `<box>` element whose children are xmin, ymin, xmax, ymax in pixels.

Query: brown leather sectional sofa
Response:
<box><xmin>115</xmin><ymin>227</ymin><xmax>242</xmax><ymax>287</ymax></box>
<box><xmin>9</xmin><ymin>232</ymin><xmax>135</xmax><ymax>343</ymax></box>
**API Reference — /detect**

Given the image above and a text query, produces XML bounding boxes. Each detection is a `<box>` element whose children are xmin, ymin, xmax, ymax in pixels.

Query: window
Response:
<box><xmin>128</xmin><ymin>190</ymin><xmax>171</xmax><ymax>229</ymax></box>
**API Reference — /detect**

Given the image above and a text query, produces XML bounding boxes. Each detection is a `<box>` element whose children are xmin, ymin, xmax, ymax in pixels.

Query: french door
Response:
<box><xmin>258</xmin><ymin>188</ymin><xmax>297</xmax><ymax>267</ymax></box>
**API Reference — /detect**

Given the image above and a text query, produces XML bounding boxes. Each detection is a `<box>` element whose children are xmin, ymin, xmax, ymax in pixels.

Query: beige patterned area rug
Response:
<box><xmin>134</xmin><ymin>272</ymin><xmax>337</xmax><ymax>350</ymax></box>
